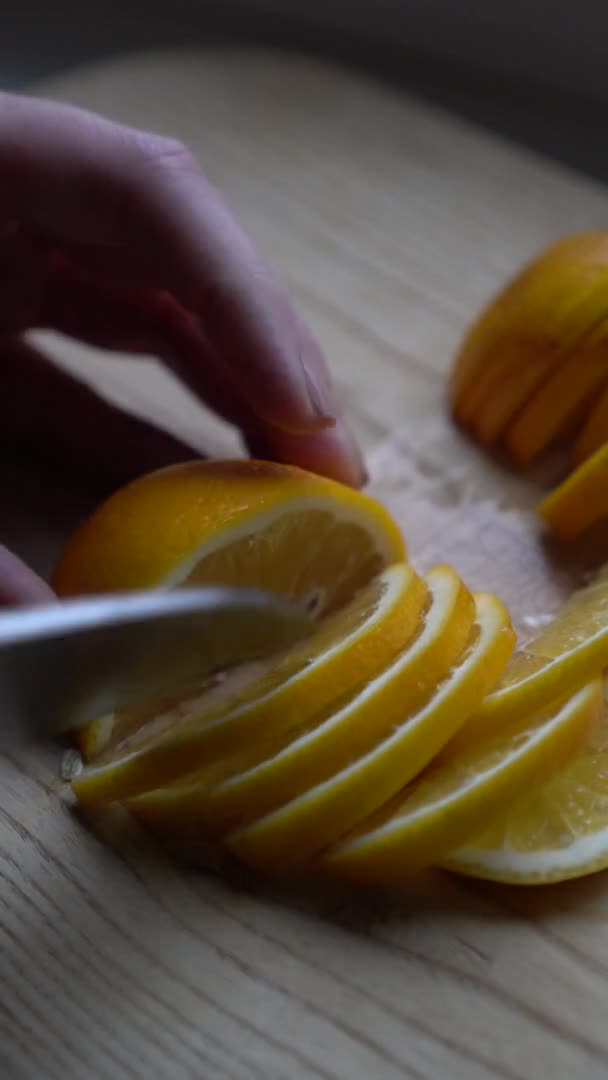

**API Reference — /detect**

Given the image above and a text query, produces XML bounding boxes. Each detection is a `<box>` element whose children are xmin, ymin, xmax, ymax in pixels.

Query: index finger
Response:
<box><xmin>0</xmin><ymin>93</ymin><xmax>336</xmax><ymax>434</ymax></box>
<box><xmin>0</xmin><ymin>545</ymin><xmax>55</xmax><ymax>607</ymax></box>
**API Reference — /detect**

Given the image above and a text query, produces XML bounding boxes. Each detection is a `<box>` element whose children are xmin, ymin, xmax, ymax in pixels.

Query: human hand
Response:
<box><xmin>0</xmin><ymin>92</ymin><xmax>366</xmax><ymax>605</ymax></box>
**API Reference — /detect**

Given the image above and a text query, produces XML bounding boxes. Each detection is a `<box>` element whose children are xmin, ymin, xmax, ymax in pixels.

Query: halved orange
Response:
<box><xmin>226</xmin><ymin>592</ymin><xmax>515</xmax><ymax>871</ymax></box>
<box><xmin>325</xmin><ymin>681</ymin><xmax>601</xmax><ymax>883</ymax></box>
<box><xmin>54</xmin><ymin>460</ymin><xmax>405</xmax><ymax>617</ymax></box>
<box><xmin>55</xmin><ymin>459</ymin><xmax>407</xmax><ymax>762</ymax></box>
<box><xmin>130</xmin><ymin>564</ymin><xmax>476</xmax><ymax>837</ymax></box>
<box><xmin>72</xmin><ymin>562</ymin><xmax>427</xmax><ymax>806</ymax></box>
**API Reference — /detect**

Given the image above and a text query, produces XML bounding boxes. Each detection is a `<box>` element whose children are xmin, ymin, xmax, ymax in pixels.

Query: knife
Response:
<box><xmin>0</xmin><ymin>588</ymin><xmax>313</xmax><ymax>749</ymax></box>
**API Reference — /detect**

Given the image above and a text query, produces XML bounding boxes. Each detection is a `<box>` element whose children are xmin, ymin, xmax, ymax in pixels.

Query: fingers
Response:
<box><xmin>0</xmin><ymin>93</ymin><xmax>337</xmax><ymax>435</ymax></box>
<box><xmin>40</xmin><ymin>256</ymin><xmax>247</xmax><ymax>430</ymax></box>
<box><xmin>245</xmin><ymin>419</ymin><xmax>368</xmax><ymax>489</ymax></box>
<box><xmin>37</xmin><ymin>258</ymin><xmax>368</xmax><ymax>486</ymax></box>
<box><xmin>1</xmin><ymin>338</ymin><xmax>202</xmax><ymax>489</ymax></box>
<box><xmin>0</xmin><ymin>544</ymin><xmax>54</xmax><ymax>607</ymax></box>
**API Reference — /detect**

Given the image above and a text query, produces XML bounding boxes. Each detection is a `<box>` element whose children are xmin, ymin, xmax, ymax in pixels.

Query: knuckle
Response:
<box><xmin>131</xmin><ymin>133</ymin><xmax>202</xmax><ymax>181</ymax></box>
<box><xmin>110</xmin><ymin>131</ymin><xmax>205</xmax><ymax>237</ymax></box>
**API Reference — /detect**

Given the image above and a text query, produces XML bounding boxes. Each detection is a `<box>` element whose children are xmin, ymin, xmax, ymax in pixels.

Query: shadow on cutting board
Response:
<box><xmin>72</xmin><ymin>796</ymin><xmax>608</xmax><ymax>942</ymax></box>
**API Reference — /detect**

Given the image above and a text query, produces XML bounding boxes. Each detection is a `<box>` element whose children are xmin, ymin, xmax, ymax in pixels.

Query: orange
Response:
<box><xmin>539</xmin><ymin>442</ymin><xmax>608</xmax><ymax>540</ymax></box>
<box><xmin>226</xmin><ymin>591</ymin><xmax>515</xmax><ymax>871</ymax></box>
<box><xmin>54</xmin><ymin>460</ymin><xmax>405</xmax><ymax>618</ymax></box>
<box><xmin>72</xmin><ymin>562</ymin><xmax>427</xmax><ymax>806</ymax></box>
<box><xmin>130</xmin><ymin>564</ymin><xmax>475</xmax><ymax>837</ymax></box>
<box><xmin>469</xmin><ymin>353</ymin><xmax>557</xmax><ymax>447</ymax></box>
<box><xmin>506</xmin><ymin>348</ymin><xmax>608</xmax><ymax>466</ymax></box>
<box><xmin>56</xmin><ymin>458</ymin><xmax>407</xmax><ymax>763</ymax></box>
<box><xmin>575</xmin><ymin>384</ymin><xmax>608</xmax><ymax>462</ymax></box>
<box><xmin>444</xmin><ymin>683</ymin><xmax>608</xmax><ymax>885</ymax></box>
<box><xmin>451</xmin><ymin>563</ymin><xmax>608</xmax><ymax>749</ymax></box>
<box><xmin>325</xmin><ymin>681</ymin><xmax>601</xmax><ymax>883</ymax></box>
<box><xmin>451</xmin><ymin>233</ymin><xmax>608</xmax><ymax>427</ymax></box>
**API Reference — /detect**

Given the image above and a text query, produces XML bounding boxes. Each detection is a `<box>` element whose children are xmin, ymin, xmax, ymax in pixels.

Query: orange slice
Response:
<box><xmin>72</xmin><ymin>562</ymin><xmax>428</xmax><ymax>806</ymax></box>
<box><xmin>470</xmin><ymin>353</ymin><xmax>557</xmax><ymax>447</ymax></box>
<box><xmin>453</xmin><ymin>338</ymin><xmax>549</xmax><ymax>430</ymax></box>
<box><xmin>226</xmin><ymin>592</ymin><xmax>515</xmax><ymax>872</ymax></box>
<box><xmin>130</xmin><ymin>565</ymin><xmax>476</xmax><ymax>837</ymax></box>
<box><xmin>451</xmin><ymin>564</ymin><xmax>608</xmax><ymax>748</ymax></box>
<box><xmin>539</xmin><ymin>442</ymin><xmax>608</xmax><ymax>540</ymax></box>
<box><xmin>324</xmin><ymin>681</ymin><xmax>601</xmax><ymax>883</ymax></box>
<box><xmin>77</xmin><ymin>659</ymin><xmax>275</xmax><ymax>763</ymax></box>
<box><xmin>444</xmin><ymin>683</ymin><xmax>608</xmax><ymax>884</ymax></box>
<box><xmin>53</xmin><ymin>460</ymin><xmax>405</xmax><ymax>618</ymax></box>
<box><xmin>451</xmin><ymin>233</ymin><xmax>608</xmax><ymax>424</ymax></box>
<box><xmin>78</xmin><ymin>714</ymin><xmax>117</xmax><ymax>761</ymax></box>
<box><xmin>575</xmin><ymin>384</ymin><xmax>608</xmax><ymax>462</ymax></box>
<box><xmin>506</xmin><ymin>348</ymin><xmax>608</xmax><ymax>466</ymax></box>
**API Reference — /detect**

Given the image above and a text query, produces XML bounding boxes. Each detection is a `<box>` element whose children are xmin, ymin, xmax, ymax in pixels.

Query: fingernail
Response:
<box><xmin>301</xmin><ymin>362</ymin><xmax>336</xmax><ymax>425</ymax></box>
<box><xmin>246</xmin><ymin>418</ymin><xmax>368</xmax><ymax>489</ymax></box>
<box><xmin>338</xmin><ymin>421</ymin><xmax>369</xmax><ymax>488</ymax></box>
<box><xmin>295</xmin><ymin>320</ymin><xmax>338</xmax><ymax>426</ymax></box>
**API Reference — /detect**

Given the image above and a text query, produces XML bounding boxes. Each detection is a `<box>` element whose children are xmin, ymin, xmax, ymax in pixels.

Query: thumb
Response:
<box><xmin>0</xmin><ymin>545</ymin><xmax>55</xmax><ymax>607</ymax></box>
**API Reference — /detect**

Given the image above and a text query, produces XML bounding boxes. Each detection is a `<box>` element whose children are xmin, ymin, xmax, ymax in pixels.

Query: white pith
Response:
<box><xmin>213</xmin><ymin>566</ymin><xmax>459</xmax><ymax>795</ymax></box>
<box><xmin>234</xmin><ymin>592</ymin><xmax>506</xmax><ymax>852</ymax></box>
<box><xmin>333</xmin><ymin>683</ymin><xmax>597</xmax><ymax>863</ymax></box>
<box><xmin>83</xmin><ymin>562</ymin><xmax>411</xmax><ymax>778</ymax></box>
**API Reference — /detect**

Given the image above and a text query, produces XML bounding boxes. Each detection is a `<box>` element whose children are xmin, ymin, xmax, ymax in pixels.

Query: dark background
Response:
<box><xmin>2</xmin><ymin>0</ymin><xmax>608</xmax><ymax>184</ymax></box>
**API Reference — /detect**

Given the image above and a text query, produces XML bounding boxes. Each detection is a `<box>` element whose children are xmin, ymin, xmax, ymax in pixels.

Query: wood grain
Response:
<box><xmin>3</xmin><ymin>47</ymin><xmax>608</xmax><ymax>1080</ymax></box>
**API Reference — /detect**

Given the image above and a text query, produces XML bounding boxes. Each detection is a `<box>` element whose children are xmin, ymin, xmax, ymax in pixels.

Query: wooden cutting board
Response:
<box><xmin>4</xmin><ymin>48</ymin><xmax>608</xmax><ymax>1080</ymax></box>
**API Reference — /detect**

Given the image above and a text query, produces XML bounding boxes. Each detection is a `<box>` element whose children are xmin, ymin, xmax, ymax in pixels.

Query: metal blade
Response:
<box><xmin>0</xmin><ymin>588</ymin><xmax>313</xmax><ymax>748</ymax></box>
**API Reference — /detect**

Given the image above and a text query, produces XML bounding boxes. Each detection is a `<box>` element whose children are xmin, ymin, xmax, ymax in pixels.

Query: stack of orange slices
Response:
<box><xmin>53</xmin><ymin>459</ymin><xmax>608</xmax><ymax>887</ymax></box>
<box><xmin>450</xmin><ymin>231</ymin><xmax>608</xmax><ymax>541</ymax></box>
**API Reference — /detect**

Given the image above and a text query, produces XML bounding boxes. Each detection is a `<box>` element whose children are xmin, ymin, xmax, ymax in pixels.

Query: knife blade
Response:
<box><xmin>0</xmin><ymin>587</ymin><xmax>313</xmax><ymax>749</ymax></box>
